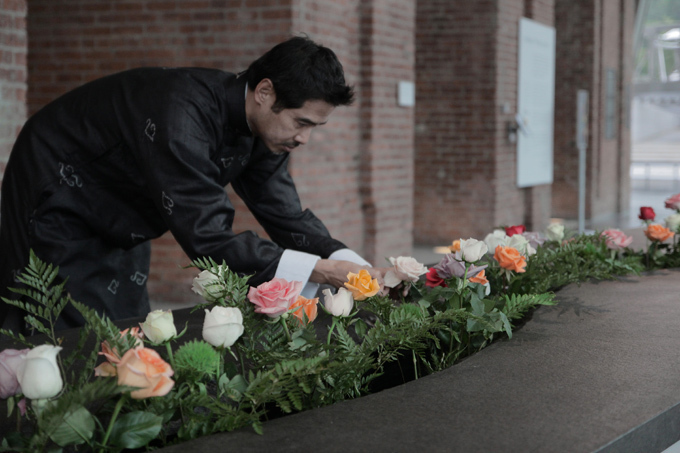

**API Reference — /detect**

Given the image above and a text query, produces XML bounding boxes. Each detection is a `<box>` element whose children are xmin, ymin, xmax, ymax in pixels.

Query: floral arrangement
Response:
<box><xmin>2</xmin><ymin>192</ymin><xmax>680</xmax><ymax>452</ymax></box>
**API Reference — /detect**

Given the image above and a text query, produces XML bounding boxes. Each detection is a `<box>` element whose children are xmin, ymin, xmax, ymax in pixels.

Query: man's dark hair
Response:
<box><xmin>246</xmin><ymin>35</ymin><xmax>354</xmax><ymax>111</ymax></box>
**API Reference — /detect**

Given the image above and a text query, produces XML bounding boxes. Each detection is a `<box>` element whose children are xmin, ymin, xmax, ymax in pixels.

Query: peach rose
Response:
<box><xmin>117</xmin><ymin>346</ymin><xmax>174</xmax><ymax>399</ymax></box>
<box><xmin>644</xmin><ymin>224</ymin><xmax>675</xmax><ymax>243</ymax></box>
<box><xmin>450</xmin><ymin>240</ymin><xmax>461</xmax><ymax>252</ymax></box>
<box><xmin>469</xmin><ymin>269</ymin><xmax>489</xmax><ymax>285</ymax></box>
<box><xmin>289</xmin><ymin>296</ymin><xmax>319</xmax><ymax>326</ymax></box>
<box><xmin>344</xmin><ymin>269</ymin><xmax>380</xmax><ymax>301</ymax></box>
<box><xmin>493</xmin><ymin>245</ymin><xmax>527</xmax><ymax>273</ymax></box>
<box><xmin>94</xmin><ymin>327</ymin><xmax>144</xmax><ymax>377</ymax></box>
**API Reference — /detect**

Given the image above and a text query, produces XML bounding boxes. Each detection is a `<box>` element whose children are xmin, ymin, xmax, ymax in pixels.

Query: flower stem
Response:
<box><xmin>100</xmin><ymin>396</ymin><xmax>125</xmax><ymax>451</ymax></box>
<box><xmin>327</xmin><ymin>318</ymin><xmax>337</xmax><ymax>345</ymax></box>
<box><xmin>280</xmin><ymin>317</ymin><xmax>292</xmax><ymax>342</ymax></box>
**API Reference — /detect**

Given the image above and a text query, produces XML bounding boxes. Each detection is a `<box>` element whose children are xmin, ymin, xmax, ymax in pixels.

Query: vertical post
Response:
<box><xmin>576</xmin><ymin>90</ymin><xmax>589</xmax><ymax>234</ymax></box>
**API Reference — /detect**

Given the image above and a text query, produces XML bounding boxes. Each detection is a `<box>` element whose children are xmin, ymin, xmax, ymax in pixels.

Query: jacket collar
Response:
<box><xmin>224</xmin><ymin>72</ymin><xmax>252</xmax><ymax>137</ymax></box>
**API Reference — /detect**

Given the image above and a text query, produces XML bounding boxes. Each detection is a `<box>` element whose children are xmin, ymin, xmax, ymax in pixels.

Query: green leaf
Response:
<box><xmin>47</xmin><ymin>405</ymin><xmax>95</xmax><ymax>447</ymax></box>
<box><xmin>109</xmin><ymin>411</ymin><xmax>163</xmax><ymax>449</ymax></box>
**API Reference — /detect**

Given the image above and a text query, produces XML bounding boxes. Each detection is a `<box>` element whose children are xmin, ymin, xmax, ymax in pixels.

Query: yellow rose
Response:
<box><xmin>344</xmin><ymin>269</ymin><xmax>380</xmax><ymax>301</ymax></box>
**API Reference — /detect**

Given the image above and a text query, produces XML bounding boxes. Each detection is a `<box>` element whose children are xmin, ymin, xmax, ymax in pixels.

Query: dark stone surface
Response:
<box><xmin>157</xmin><ymin>269</ymin><xmax>680</xmax><ymax>452</ymax></box>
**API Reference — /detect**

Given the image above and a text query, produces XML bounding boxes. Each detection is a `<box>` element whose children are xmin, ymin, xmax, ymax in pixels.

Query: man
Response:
<box><xmin>0</xmin><ymin>36</ymin><xmax>389</xmax><ymax>332</ymax></box>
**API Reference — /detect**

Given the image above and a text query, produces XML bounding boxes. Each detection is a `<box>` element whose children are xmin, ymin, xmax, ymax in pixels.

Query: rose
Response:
<box><xmin>344</xmin><ymin>269</ymin><xmax>380</xmax><ymax>301</ymax></box>
<box><xmin>638</xmin><ymin>206</ymin><xmax>656</xmax><ymax>221</ymax></box>
<box><xmin>493</xmin><ymin>246</ymin><xmax>527</xmax><ymax>273</ymax></box>
<box><xmin>433</xmin><ymin>252</ymin><xmax>487</xmax><ymax>280</ymax></box>
<box><xmin>289</xmin><ymin>296</ymin><xmax>319</xmax><ymax>325</ymax></box>
<box><xmin>469</xmin><ymin>269</ymin><xmax>491</xmax><ymax>295</ymax></box>
<box><xmin>117</xmin><ymin>346</ymin><xmax>174</xmax><ymax>399</ymax></box>
<box><xmin>202</xmin><ymin>306</ymin><xmax>244</xmax><ymax>348</ymax></box>
<box><xmin>191</xmin><ymin>270</ymin><xmax>226</xmax><ymax>302</ymax></box>
<box><xmin>665</xmin><ymin>213</ymin><xmax>680</xmax><ymax>232</ymax></box>
<box><xmin>425</xmin><ymin>268</ymin><xmax>447</xmax><ymax>288</ymax></box>
<box><xmin>384</xmin><ymin>256</ymin><xmax>428</xmax><ymax>287</ymax></box>
<box><xmin>600</xmin><ymin>228</ymin><xmax>633</xmax><ymax>250</ymax></box>
<box><xmin>248</xmin><ymin>278</ymin><xmax>302</xmax><ymax>317</ymax></box>
<box><xmin>665</xmin><ymin>193</ymin><xmax>680</xmax><ymax>211</ymax></box>
<box><xmin>522</xmin><ymin>231</ymin><xmax>546</xmax><ymax>249</ymax></box>
<box><xmin>94</xmin><ymin>327</ymin><xmax>145</xmax><ymax>377</ymax></box>
<box><xmin>545</xmin><ymin>223</ymin><xmax>565</xmax><ymax>242</ymax></box>
<box><xmin>459</xmin><ymin>238</ymin><xmax>488</xmax><ymax>262</ymax></box>
<box><xmin>645</xmin><ymin>224</ymin><xmax>675</xmax><ymax>242</ymax></box>
<box><xmin>322</xmin><ymin>287</ymin><xmax>354</xmax><ymax>317</ymax></box>
<box><xmin>450</xmin><ymin>240</ymin><xmax>461</xmax><ymax>252</ymax></box>
<box><xmin>140</xmin><ymin>310</ymin><xmax>177</xmax><ymax>343</ymax></box>
<box><xmin>505</xmin><ymin>225</ymin><xmax>526</xmax><ymax>236</ymax></box>
<box><xmin>16</xmin><ymin>345</ymin><xmax>63</xmax><ymax>400</ymax></box>
<box><xmin>507</xmin><ymin>234</ymin><xmax>536</xmax><ymax>257</ymax></box>
<box><xmin>483</xmin><ymin>229</ymin><xmax>508</xmax><ymax>253</ymax></box>
<box><xmin>0</xmin><ymin>349</ymin><xmax>29</xmax><ymax>399</ymax></box>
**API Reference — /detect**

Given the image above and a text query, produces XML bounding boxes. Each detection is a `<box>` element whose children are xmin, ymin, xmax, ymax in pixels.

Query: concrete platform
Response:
<box><xmin>159</xmin><ymin>269</ymin><xmax>680</xmax><ymax>453</ymax></box>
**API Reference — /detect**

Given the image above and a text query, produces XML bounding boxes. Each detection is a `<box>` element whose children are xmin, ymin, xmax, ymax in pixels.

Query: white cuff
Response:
<box><xmin>329</xmin><ymin>248</ymin><xmax>371</xmax><ymax>267</ymax></box>
<box><xmin>274</xmin><ymin>250</ymin><xmax>321</xmax><ymax>299</ymax></box>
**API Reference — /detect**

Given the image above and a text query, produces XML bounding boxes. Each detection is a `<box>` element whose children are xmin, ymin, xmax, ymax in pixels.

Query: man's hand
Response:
<box><xmin>310</xmin><ymin>260</ymin><xmax>386</xmax><ymax>289</ymax></box>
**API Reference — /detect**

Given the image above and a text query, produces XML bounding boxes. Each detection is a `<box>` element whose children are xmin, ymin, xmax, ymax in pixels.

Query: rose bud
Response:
<box><xmin>140</xmin><ymin>310</ymin><xmax>177</xmax><ymax>344</ymax></box>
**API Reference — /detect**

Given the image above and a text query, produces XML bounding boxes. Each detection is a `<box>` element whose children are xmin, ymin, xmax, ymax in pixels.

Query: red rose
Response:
<box><xmin>425</xmin><ymin>268</ymin><xmax>447</xmax><ymax>288</ymax></box>
<box><xmin>638</xmin><ymin>207</ymin><xmax>655</xmax><ymax>221</ymax></box>
<box><xmin>504</xmin><ymin>225</ymin><xmax>526</xmax><ymax>236</ymax></box>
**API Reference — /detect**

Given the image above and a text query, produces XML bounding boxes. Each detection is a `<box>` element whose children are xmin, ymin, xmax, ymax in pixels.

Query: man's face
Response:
<box><xmin>253</xmin><ymin>98</ymin><xmax>335</xmax><ymax>155</ymax></box>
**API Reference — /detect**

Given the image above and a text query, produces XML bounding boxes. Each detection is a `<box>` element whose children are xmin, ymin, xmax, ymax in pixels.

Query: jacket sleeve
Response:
<box><xmin>133</xmin><ymin>89</ymin><xmax>283</xmax><ymax>284</ymax></box>
<box><xmin>231</xmin><ymin>140</ymin><xmax>348</xmax><ymax>260</ymax></box>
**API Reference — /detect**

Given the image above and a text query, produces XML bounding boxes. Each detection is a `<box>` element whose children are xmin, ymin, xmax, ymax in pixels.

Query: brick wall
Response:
<box><xmin>0</xmin><ymin>0</ymin><xmax>26</xmax><ymax>183</ymax></box>
<box><xmin>414</xmin><ymin>0</ymin><xmax>555</xmax><ymax>245</ymax></box>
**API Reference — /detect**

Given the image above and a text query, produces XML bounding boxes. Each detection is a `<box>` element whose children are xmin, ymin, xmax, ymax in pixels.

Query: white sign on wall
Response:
<box><xmin>516</xmin><ymin>17</ymin><xmax>556</xmax><ymax>188</ymax></box>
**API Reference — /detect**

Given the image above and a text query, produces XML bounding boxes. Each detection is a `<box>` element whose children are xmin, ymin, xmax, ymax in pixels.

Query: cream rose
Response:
<box><xmin>665</xmin><ymin>213</ymin><xmax>680</xmax><ymax>233</ymax></box>
<box><xmin>483</xmin><ymin>229</ymin><xmax>508</xmax><ymax>254</ymax></box>
<box><xmin>507</xmin><ymin>234</ymin><xmax>536</xmax><ymax>257</ymax></box>
<box><xmin>322</xmin><ymin>287</ymin><xmax>354</xmax><ymax>317</ymax></box>
<box><xmin>16</xmin><ymin>345</ymin><xmax>63</xmax><ymax>400</ymax></box>
<box><xmin>545</xmin><ymin>223</ymin><xmax>565</xmax><ymax>242</ymax></box>
<box><xmin>460</xmin><ymin>238</ymin><xmax>488</xmax><ymax>263</ymax></box>
<box><xmin>202</xmin><ymin>306</ymin><xmax>244</xmax><ymax>348</ymax></box>
<box><xmin>191</xmin><ymin>270</ymin><xmax>227</xmax><ymax>302</ymax></box>
<box><xmin>384</xmin><ymin>256</ymin><xmax>428</xmax><ymax>287</ymax></box>
<box><xmin>140</xmin><ymin>310</ymin><xmax>177</xmax><ymax>344</ymax></box>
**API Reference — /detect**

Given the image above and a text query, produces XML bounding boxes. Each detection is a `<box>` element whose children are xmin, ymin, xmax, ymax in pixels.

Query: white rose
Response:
<box><xmin>545</xmin><ymin>223</ymin><xmax>565</xmax><ymax>242</ymax></box>
<box><xmin>202</xmin><ymin>306</ymin><xmax>244</xmax><ymax>348</ymax></box>
<box><xmin>460</xmin><ymin>238</ymin><xmax>488</xmax><ymax>263</ymax></box>
<box><xmin>507</xmin><ymin>234</ymin><xmax>535</xmax><ymax>256</ymax></box>
<box><xmin>483</xmin><ymin>229</ymin><xmax>508</xmax><ymax>254</ymax></box>
<box><xmin>384</xmin><ymin>256</ymin><xmax>428</xmax><ymax>287</ymax></box>
<box><xmin>322</xmin><ymin>287</ymin><xmax>354</xmax><ymax>317</ymax></box>
<box><xmin>191</xmin><ymin>270</ymin><xmax>226</xmax><ymax>302</ymax></box>
<box><xmin>665</xmin><ymin>213</ymin><xmax>680</xmax><ymax>233</ymax></box>
<box><xmin>16</xmin><ymin>345</ymin><xmax>63</xmax><ymax>400</ymax></box>
<box><xmin>140</xmin><ymin>310</ymin><xmax>177</xmax><ymax>343</ymax></box>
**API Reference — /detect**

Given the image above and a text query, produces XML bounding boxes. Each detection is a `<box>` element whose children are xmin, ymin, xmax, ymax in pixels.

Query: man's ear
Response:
<box><xmin>254</xmin><ymin>78</ymin><xmax>275</xmax><ymax>106</ymax></box>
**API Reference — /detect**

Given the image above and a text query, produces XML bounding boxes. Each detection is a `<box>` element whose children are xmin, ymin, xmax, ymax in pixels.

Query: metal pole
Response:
<box><xmin>577</xmin><ymin>90</ymin><xmax>589</xmax><ymax>234</ymax></box>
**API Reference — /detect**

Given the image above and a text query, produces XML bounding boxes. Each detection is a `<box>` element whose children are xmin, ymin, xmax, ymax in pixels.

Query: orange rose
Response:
<box><xmin>290</xmin><ymin>296</ymin><xmax>319</xmax><ymax>326</ymax></box>
<box><xmin>644</xmin><ymin>224</ymin><xmax>675</xmax><ymax>242</ymax></box>
<box><xmin>469</xmin><ymin>269</ymin><xmax>489</xmax><ymax>285</ymax></box>
<box><xmin>493</xmin><ymin>245</ymin><xmax>527</xmax><ymax>273</ymax></box>
<box><xmin>117</xmin><ymin>346</ymin><xmax>174</xmax><ymax>399</ymax></box>
<box><xmin>450</xmin><ymin>240</ymin><xmax>461</xmax><ymax>252</ymax></box>
<box><xmin>344</xmin><ymin>269</ymin><xmax>380</xmax><ymax>301</ymax></box>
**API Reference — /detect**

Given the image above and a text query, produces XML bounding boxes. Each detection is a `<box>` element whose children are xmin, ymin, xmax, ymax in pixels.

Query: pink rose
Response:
<box><xmin>601</xmin><ymin>228</ymin><xmax>633</xmax><ymax>250</ymax></box>
<box><xmin>248</xmin><ymin>278</ymin><xmax>303</xmax><ymax>318</ymax></box>
<box><xmin>0</xmin><ymin>349</ymin><xmax>29</xmax><ymax>399</ymax></box>
<box><xmin>665</xmin><ymin>193</ymin><xmax>680</xmax><ymax>211</ymax></box>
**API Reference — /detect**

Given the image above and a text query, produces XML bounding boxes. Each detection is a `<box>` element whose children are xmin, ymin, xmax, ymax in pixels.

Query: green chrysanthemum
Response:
<box><xmin>174</xmin><ymin>340</ymin><xmax>219</xmax><ymax>379</ymax></box>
